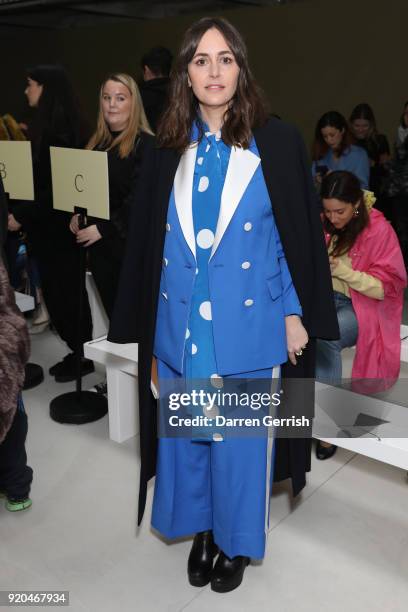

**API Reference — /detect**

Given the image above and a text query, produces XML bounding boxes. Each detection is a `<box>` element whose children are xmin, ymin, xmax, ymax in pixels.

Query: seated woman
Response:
<box><xmin>349</xmin><ymin>103</ymin><xmax>390</xmax><ymax>199</ymax></box>
<box><xmin>71</xmin><ymin>73</ymin><xmax>154</xmax><ymax>317</ymax></box>
<box><xmin>385</xmin><ymin>100</ymin><xmax>408</xmax><ymax>269</ymax></box>
<box><xmin>312</xmin><ymin>111</ymin><xmax>370</xmax><ymax>189</ymax></box>
<box><xmin>315</xmin><ymin>170</ymin><xmax>407</xmax><ymax>459</ymax></box>
<box><xmin>70</xmin><ymin>73</ymin><xmax>154</xmax><ymax>393</ymax></box>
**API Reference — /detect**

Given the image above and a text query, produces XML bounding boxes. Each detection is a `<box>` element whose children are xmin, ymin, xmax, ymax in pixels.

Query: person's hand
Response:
<box><xmin>75</xmin><ymin>224</ymin><xmax>102</xmax><ymax>247</ymax></box>
<box><xmin>70</xmin><ymin>213</ymin><xmax>80</xmax><ymax>234</ymax></box>
<box><xmin>329</xmin><ymin>255</ymin><xmax>339</xmax><ymax>272</ymax></box>
<box><xmin>285</xmin><ymin>315</ymin><xmax>309</xmax><ymax>366</ymax></box>
<box><xmin>8</xmin><ymin>213</ymin><xmax>22</xmax><ymax>232</ymax></box>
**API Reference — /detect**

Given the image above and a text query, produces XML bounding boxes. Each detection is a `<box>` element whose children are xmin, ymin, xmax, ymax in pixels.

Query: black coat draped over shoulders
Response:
<box><xmin>109</xmin><ymin>117</ymin><xmax>339</xmax><ymax>525</ymax></box>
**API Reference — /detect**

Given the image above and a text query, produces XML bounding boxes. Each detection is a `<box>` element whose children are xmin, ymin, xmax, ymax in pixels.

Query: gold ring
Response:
<box><xmin>295</xmin><ymin>350</ymin><xmax>303</xmax><ymax>356</ymax></box>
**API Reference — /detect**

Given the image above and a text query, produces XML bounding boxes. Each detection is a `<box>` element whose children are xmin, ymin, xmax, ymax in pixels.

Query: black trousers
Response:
<box><xmin>0</xmin><ymin>406</ymin><xmax>33</xmax><ymax>500</ymax></box>
<box><xmin>38</xmin><ymin>245</ymin><xmax>93</xmax><ymax>353</ymax></box>
<box><xmin>88</xmin><ymin>243</ymin><xmax>121</xmax><ymax>321</ymax></box>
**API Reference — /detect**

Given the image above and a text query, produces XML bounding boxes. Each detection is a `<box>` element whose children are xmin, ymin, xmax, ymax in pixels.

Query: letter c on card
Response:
<box><xmin>74</xmin><ymin>173</ymin><xmax>84</xmax><ymax>192</ymax></box>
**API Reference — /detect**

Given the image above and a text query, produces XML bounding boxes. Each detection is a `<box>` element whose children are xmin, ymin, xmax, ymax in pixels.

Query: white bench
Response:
<box><xmin>315</xmin><ymin>324</ymin><xmax>408</xmax><ymax>469</ymax></box>
<box><xmin>84</xmin><ymin>337</ymin><xmax>138</xmax><ymax>443</ymax></box>
<box><xmin>85</xmin><ymin>325</ymin><xmax>408</xmax><ymax>464</ymax></box>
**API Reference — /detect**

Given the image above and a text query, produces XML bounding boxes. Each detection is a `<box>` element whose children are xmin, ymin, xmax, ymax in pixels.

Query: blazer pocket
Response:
<box><xmin>266</xmin><ymin>275</ymin><xmax>282</xmax><ymax>301</ymax></box>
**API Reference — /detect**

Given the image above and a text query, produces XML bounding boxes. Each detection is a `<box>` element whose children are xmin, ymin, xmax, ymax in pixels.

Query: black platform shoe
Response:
<box><xmin>316</xmin><ymin>440</ymin><xmax>337</xmax><ymax>460</ymax></box>
<box><xmin>188</xmin><ymin>530</ymin><xmax>219</xmax><ymax>587</ymax></box>
<box><xmin>211</xmin><ymin>552</ymin><xmax>250</xmax><ymax>593</ymax></box>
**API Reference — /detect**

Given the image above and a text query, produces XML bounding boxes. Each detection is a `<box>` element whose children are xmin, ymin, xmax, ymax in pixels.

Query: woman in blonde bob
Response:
<box><xmin>70</xmin><ymin>73</ymin><xmax>155</xmax><ymax>322</ymax></box>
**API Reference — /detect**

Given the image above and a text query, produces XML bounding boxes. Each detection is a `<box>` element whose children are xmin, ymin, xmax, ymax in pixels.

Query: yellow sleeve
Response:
<box><xmin>332</xmin><ymin>259</ymin><xmax>384</xmax><ymax>300</ymax></box>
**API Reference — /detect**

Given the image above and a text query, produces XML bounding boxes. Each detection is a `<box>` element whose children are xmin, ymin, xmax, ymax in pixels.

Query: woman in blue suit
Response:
<box><xmin>312</xmin><ymin>111</ymin><xmax>370</xmax><ymax>189</ymax></box>
<box><xmin>109</xmin><ymin>17</ymin><xmax>338</xmax><ymax>593</ymax></box>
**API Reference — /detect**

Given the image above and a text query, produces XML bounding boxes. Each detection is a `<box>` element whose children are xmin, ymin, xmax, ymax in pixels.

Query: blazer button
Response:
<box><xmin>244</xmin><ymin>299</ymin><xmax>254</xmax><ymax>307</ymax></box>
<box><xmin>166</xmin><ymin>223</ymin><xmax>171</xmax><ymax>231</ymax></box>
<box><xmin>241</xmin><ymin>261</ymin><xmax>251</xmax><ymax>269</ymax></box>
<box><xmin>244</xmin><ymin>222</ymin><xmax>252</xmax><ymax>231</ymax></box>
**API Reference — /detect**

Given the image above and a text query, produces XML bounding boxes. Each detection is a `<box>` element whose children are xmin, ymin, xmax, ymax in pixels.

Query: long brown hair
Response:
<box><xmin>312</xmin><ymin>111</ymin><xmax>354</xmax><ymax>161</ymax></box>
<box><xmin>321</xmin><ymin>171</ymin><xmax>369</xmax><ymax>257</ymax></box>
<box><xmin>157</xmin><ymin>17</ymin><xmax>268</xmax><ymax>151</ymax></box>
<box><xmin>87</xmin><ymin>73</ymin><xmax>153</xmax><ymax>159</ymax></box>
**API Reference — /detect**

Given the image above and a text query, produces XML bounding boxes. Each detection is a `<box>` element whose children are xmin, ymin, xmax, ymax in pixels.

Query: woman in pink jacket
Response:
<box><xmin>316</xmin><ymin>170</ymin><xmax>407</xmax><ymax>459</ymax></box>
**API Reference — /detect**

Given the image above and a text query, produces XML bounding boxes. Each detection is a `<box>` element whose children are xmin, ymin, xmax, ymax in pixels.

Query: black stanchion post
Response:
<box><xmin>49</xmin><ymin>205</ymin><xmax>107</xmax><ymax>424</ymax></box>
<box><xmin>75</xmin><ymin>205</ymin><xmax>87</xmax><ymax>398</ymax></box>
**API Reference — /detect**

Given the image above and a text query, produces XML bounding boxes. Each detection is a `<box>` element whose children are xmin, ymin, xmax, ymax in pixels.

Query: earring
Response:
<box><xmin>353</xmin><ymin>208</ymin><xmax>359</xmax><ymax>217</ymax></box>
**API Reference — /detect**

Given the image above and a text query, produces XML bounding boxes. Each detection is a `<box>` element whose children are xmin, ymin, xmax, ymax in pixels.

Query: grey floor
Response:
<box><xmin>2</xmin><ymin>318</ymin><xmax>408</xmax><ymax>612</ymax></box>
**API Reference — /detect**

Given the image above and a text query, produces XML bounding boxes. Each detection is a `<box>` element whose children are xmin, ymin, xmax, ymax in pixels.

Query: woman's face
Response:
<box><xmin>321</xmin><ymin>126</ymin><xmax>344</xmax><ymax>151</ymax></box>
<box><xmin>323</xmin><ymin>198</ymin><xmax>358</xmax><ymax>229</ymax></box>
<box><xmin>351</xmin><ymin>119</ymin><xmax>371</xmax><ymax>140</ymax></box>
<box><xmin>101</xmin><ymin>80</ymin><xmax>132</xmax><ymax>132</ymax></box>
<box><xmin>25</xmin><ymin>78</ymin><xmax>43</xmax><ymax>107</ymax></box>
<box><xmin>187</xmin><ymin>27</ymin><xmax>240</xmax><ymax>117</ymax></box>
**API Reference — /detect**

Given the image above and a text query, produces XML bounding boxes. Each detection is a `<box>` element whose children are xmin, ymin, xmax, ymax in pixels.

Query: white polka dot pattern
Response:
<box><xmin>198</xmin><ymin>176</ymin><xmax>209</xmax><ymax>192</ymax></box>
<box><xmin>210</xmin><ymin>374</ymin><xmax>223</xmax><ymax>389</ymax></box>
<box><xmin>196</xmin><ymin>229</ymin><xmax>214</xmax><ymax>249</ymax></box>
<box><xmin>199</xmin><ymin>301</ymin><xmax>212</xmax><ymax>320</ymax></box>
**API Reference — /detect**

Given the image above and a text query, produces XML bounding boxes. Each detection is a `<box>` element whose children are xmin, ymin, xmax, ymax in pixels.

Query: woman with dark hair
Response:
<box><xmin>109</xmin><ymin>17</ymin><xmax>338</xmax><ymax>591</ymax></box>
<box><xmin>312</xmin><ymin>111</ymin><xmax>370</xmax><ymax>189</ymax></box>
<box><xmin>385</xmin><ymin>101</ymin><xmax>408</xmax><ymax>269</ymax></box>
<box><xmin>8</xmin><ymin>65</ymin><xmax>94</xmax><ymax>382</ymax></box>
<box><xmin>349</xmin><ymin>103</ymin><xmax>390</xmax><ymax>197</ymax></box>
<box><xmin>315</xmin><ymin>170</ymin><xmax>406</xmax><ymax>460</ymax></box>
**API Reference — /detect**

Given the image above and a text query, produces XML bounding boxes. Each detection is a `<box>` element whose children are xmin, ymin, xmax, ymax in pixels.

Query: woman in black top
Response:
<box><xmin>8</xmin><ymin>65</ymin><xmax>94</xmax><ymax>382</ymax></box>
<box><xmin>385</xmin><ymin>101</ymin><xmax>408</xmax><ymax>269</ymax></box>
<box><xmin>70</xmin><ymin>73</ymin><xmax>154</xmax><ymax>320</ymax></box>
<box><xmin>349</xmin><ymin>103</ymin><xmax>390</xmax><ymax>198</ymax></box>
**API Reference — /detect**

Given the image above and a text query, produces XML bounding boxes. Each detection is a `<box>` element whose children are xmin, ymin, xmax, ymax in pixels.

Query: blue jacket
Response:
<box><xmin>153</xmin><ymin>139</ymin><xmax>302</xmax><ymax>375</ymax></box>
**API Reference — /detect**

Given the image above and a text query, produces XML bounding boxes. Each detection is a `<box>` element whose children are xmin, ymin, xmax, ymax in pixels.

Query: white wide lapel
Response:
<box><xmin>210</xmin><ymin>145</ymin><xmax>260</xmax><ymax>259</ymax></box>
<box><xmin>173</xmin><ymin>142</ymin><xmax>198</xmax><ymax>260</ymax></box>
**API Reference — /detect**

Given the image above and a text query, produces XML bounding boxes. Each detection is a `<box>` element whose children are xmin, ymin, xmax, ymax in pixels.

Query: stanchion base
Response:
<box><xmin>50</xmin><ymin>391</ymin><xmax>108</xmax><ymax>424</ymax></box>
